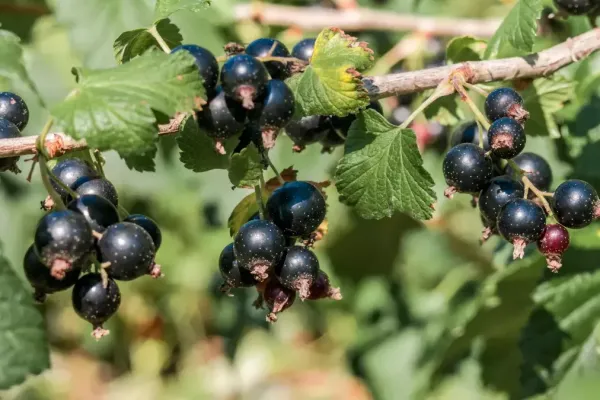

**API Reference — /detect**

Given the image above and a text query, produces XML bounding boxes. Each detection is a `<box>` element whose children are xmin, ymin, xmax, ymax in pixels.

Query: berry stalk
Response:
<box><xmin>36</xmin><ymin>118</ymin><xmax>66</xmax><ymax>210</ymax></box>
<box><xmin>255</xmin><ymin>179</ymin><xmax>266</xmax><ymax>220</ymax></box>
<box><xmin>507</xmin><ymin>159</ymin><xmax>555</xmax><ymax>217</ymax></box>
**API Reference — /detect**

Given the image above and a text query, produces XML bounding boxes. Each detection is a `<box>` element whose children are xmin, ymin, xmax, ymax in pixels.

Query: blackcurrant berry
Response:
<box><xmin>291</xmin><ymin>38</ymin><xmax>316</xmax><ymax>62</ymax></box>
<box><xmin>478</xmin><ymin>175</ymin><xmax>525</xmax><ymax>226</ymax></box>
<box><xmin>263</xmin><ymin>278</ymin><xmax>296</xmax><ymax>322</ymax></box>
<box><xmin>171</xmin><ymin>45</ymin><xmax>219</xmax><ymax>98</ymax></box>
<box><xmin>71</xmin><ymin>273</ymin><xmax>121</xmax><ymax>339</ymax></box>
<box><xmin>0</xmin><ymin>119</ymin><xmax>22</xmax><ymax>172</ymax></box>
<box><xmin>537</xmin><ymin>224</ymin><xmax>570</xmax><ymax>273</ymax></box>
<box><xmin>67</xmin><ymin>195</ymin><xmax>120</xmax><ymax>233</ymax></box>
<box><xmin>123</xmin><ymin>214</ymin><xmax>163</xmax><ymax>250</ymax></box>
<box><xmin>443</xmin><ymin>143</ymin><xmax>494</xmax><ymax>197</ymax></box>
<box><xmin>219</xmin><ymin>243</ymin><xmax>258</xmax><ymax>293</ymax></box>
<box><xmin>34</xmin><ymin>210</ymin><xmax>93</xmax><ymax>279</ymax></box>
<box><xmin>197</xmin><ymin>88</ymin><xmax>246</xmax><ymax>142</ymax></box>
<box><xmin>97</xmin><ymin>222</ymin><xmax>156</xmax><ymax>281</ymax></box>
<box><xmin>74</xmin><ymin>177</ymin><xmax>119</xmax><ymax>207</ymax></box>
<box><xmin>554</xmin><ymin>0</ymin><xmax>598</xmax><ymax>15</ymax></box>
<box><xmin>497</xmin><ymin>198</ymin><xmax>547</xmax><ymax>259</ymax></box>
<box><xmin>267</xmin><ymin>181</ymin><xmax>326</xmax><ymax>238</ymax></box>
<box><xmin>552</xmin><ymin>179</ymin><xmax>600</xmax><ymax>228</ymax></box>
<box><xmin>23</xmin><ymin>244</ymin><xmax>81</xmax><ymax>302</ymax></box>
<box><xmin>0</xmin><ymin>92</ymin><xmax>29</xmax><ymax>130</ymax></box>
<box><xmin>275</xmin><ymin>246</ymin><xmax>320</xmax><ymax>300</ymax></box>
<box><xmin>487</xmin><ymin>117</ymin><xmax>526</xmax><ymax>159</ymax></box>
<box><xmin>246</xmin><ymin>38</ymin><xmax>291</xmax><ymax>80</ymax></box>
<box><xmin>504</xmin><ymin>152</ymin><xmax>553</xmax><ymax>193</ymax></box>
<box><xmin>233</xmin><ymin>219</ymin><xmax>286</xmax><ymax>281</ymax></box>
<box><xmin>50</xmin><ymin>159</ymin><xmax>99</xmax><ymax>200</ymax></box>
<box><xmin>220</xmin><ymin>54</ymin><xmax>269</xmax><ymax>110</ymax></box>
<box><xmin>285</xmin><ymin>115</ymin><xmax>330</xmax><ymax>152</ymax></box>
<box><xmin>249</xmin><ymin>80</ymin><xmax>295</xmax><ymax>148</ymax></box>
<box><xmin>484</xmin><ymin>87</ymin><xmax>528</xmax><ymax>123</ymax></box>
<box><xmin>451</xmin><ymin>121</ymin><xmax>489</xmax><ymax>149</ymax></box>
<box><xmin>306</xmin><ymin>270</ymin><xmax>342</xmax><ymax>300</ymax></box>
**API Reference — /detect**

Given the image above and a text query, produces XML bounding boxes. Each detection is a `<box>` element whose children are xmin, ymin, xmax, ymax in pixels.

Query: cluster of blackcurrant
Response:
<box><xmin>24</xmin><ymin>158</ymin><xmax>163</xmax><ymax>339</ymax></box>
<box><xmin>553</xmin><ymin>0</ymin><xmax>598</xmax><ymax>16</ymax></box>
<box><xmin>218</xmin><ymin>181</ymin><xmax>341</xmax><ymax>322</ymax></box>
<box><xmin>0</xmin><ymin>91</ymin><xmax>30</xmax><ymax>173</ymax></box>
<box><xmin>443</xmin><ymin>87</ymin><xmax>600</xmax><ymax>272</ymax></box>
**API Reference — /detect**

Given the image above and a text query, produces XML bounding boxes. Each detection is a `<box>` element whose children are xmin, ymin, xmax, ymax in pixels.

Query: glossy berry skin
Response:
<box><xmin>267</xmin><ymin>181</ymin><xmax>326</xmax><ymax>237</ymax></box>
<box><xmin>443</xmin><ymin>143</ymin><xmax>494</xmax><ymax>194</ymax></box>
<box><xmin>552</xmin><ymin>179</ymin><xmax>599</xmax><ymax>228</ymax></box>
<box><xmin>487</xmin><ymin>117</ymin><xmax>526</xmax><ymax>159</ymax></box>
<box><xmin>23</xmin><ymin>244</ymin><xmax>81</xmax><ymax>299</ymax></box>
<box><xmin>505</xmin><ymin>152</ymin><xmax>553</xmax><ymax>192</ymax></box>
<box><xmin>497</xmin><ymin>199</ymin><xmax>546</xmax><ymax>258</ymax></box>
<box><xmin>219</xmin><ymin>243</ymin><xmax>257</xmax><ymax>289</ymax></box>
<box><xmin>74</xmin><ymin>177</ymin><xmax>119</xmax><ymax>207</ymax></box>
<box><xmin>233</xmin><ymin>220</ymin><xmax>286</xmax><ymax>281</ymax></box>
<box><xmin>537</xmin><ymin>224</ymin><xmax>570</xmax><ymax>256</ymax></box>
<box><xmin>0</xmin><ymin>92</ymin><xmax>29</xmax><ymax>130</ymax></box>
<box><xmin>0</xmin><ymin>119</ymin><xmax>22</xmax><ymax>172</ymax></box>
<box><xmin>307</xmin><ymin>270</ymin><xmax>342</xmax><ymax>300</ymax></box>
<box><xmin>171</xmin><ymin>45</ymin><xmax>219</xmax><ymax>98</ymax></box>
<box><xmin>34</xmin><ymin>210</ymin><xmax>93</xmax><ymax>270</ymax></box>
<box><xmin>554</xmin><ymin>0</ymin><xmax>598</xmax><ymax>15</ymax></box>
<box><xmin>484</xmin><ymin>87</ymin><xmax>524</xmax><ymax>122</ymax></box>
<box><xmin>72</xmin><ymin>273</ymin><xmax>121</xmax><ymax>326</ymax></box>
<box><xmin>291</xmin><ymin>38</ymin><xmax>316</xmax><ymax>62</ymax></box>
<box><xmin>246</xmin><ymin>38</ymin><xmax>291</xmax><ymax>80</ymax></box>
<box><xmin>451</xmin><ymin>121</ymin><xmax>490</xmax><ymax>150</ymax></box>
<box><xmin>50</xmin><ymin>159</ymin><xmax>98</xmax><ymax>200</ymax></box>
<box><xmin>478</xmin><ymin>176</ymin><xmax>525</xmax><ymax>225</ymax></box>
<box><xmin>98</xmin><ymin>222</ymin><xmax>156</xmax><ymax>281</ymax></box>
<box><xmin>285</xmin><ymin>115</ymin><xmax>330</xmax><ymax>150</ymax></box>
<box><xmin>263</xmin><ymin>278</ymin><xmax>296</xmax><ymax>322</ymax></box>
<box><xmin>249</xmin><ymin>79</ymin><xmax>295</xmax><ymax>131</ymax></box>
<box><xmin>123</xmin><ymin>214</ymin><xmax>162</xmax><ymax>250</ymax></box>
<box><xmin>197</xmin><ymin>88</ymin><xmax>246</xmax><ymax>139</ymax></box>
<box><xmin>220</xmin><ymin>55</ymin><xmax>269</xmax><ymax>109</ymax></box>
<box><xmin>67</xmin><ymin>195</ymin><xmax>120</xmax><ymax>233</ymax></box>
<box><xmin>275</xmin><ymin>246</ymin><xmax>320</xmax><ymax>300</ymax></box>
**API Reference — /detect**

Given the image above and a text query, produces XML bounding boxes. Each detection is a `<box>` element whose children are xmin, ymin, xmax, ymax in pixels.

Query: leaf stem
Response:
<box><xmin>461</xmin><ymin>90</ymin><xmax>491</xmax><ymax>130</ymax></box>
<box><xmin>255</xmin><ymin>178</ymin><xmax>266</xmax><ymax>220</ymax></box>
<box><xmin>264</xmin><ymin>152</ymin><xmax>285</xmax><ymax>185</ymax></box>
<box><xmin>92</xmin><ymin>149</ymin><xmax>105</xmax><ymax>177</ymax></box>
<box><xmin>399</xmin><ymin>79</ymin><xmax>454</xmax><ymax>130</ymax></box>
<box><xmin>148</xmin><ymin>25</ymin><xmax>171</xmax><ymax>53</ymax></box>
<box><xmin>464</xmin><ymin>82</ymin><xmax>491</xmax><ymax>97</ymax></box>
<box><xmin>476</xmin><ymin>120</ymin><xmax>485</xmax><ymax>149</ymax></box>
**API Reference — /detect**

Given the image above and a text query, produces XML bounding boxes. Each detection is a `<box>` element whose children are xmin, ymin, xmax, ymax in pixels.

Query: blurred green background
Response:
<box><xmin>2</xmin><ymin>0</ymin><xmax>600</xmax><ymax>399</ymax></box>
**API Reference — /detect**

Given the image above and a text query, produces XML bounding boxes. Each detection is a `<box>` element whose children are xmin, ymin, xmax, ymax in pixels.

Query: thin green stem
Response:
<box><xmin>255</xmin><ymin>179</ymin><xmax>266</xmax><ymax>220</ymax></box>
<box><xmin>91</xmin><ymin>149</ymin><xmax>105</xmax><ymax>177</ymax></box>
<box><xmin>506</xmin><ymin>159</ymin><xmax>554</xmax><ymax>217</ymax></box>
<box><xmin>399</xmin><ymin>93</ymin><xmax>441</xmax><ymax>130</ymax></box>
<box><xmin>464</xmin><ymin>82</ymin><xmax>490</xmax><ymax>97</ymax></box>
<box><xmin>36</xmin><ymin>118</ymin><xmax>66</xmax><ymax>210</ymax></box>
<box><xmin>264</xmin><ymin>152</ymin><xmax>285</xmax><ymax>185</ymax></box>
<box><xmin>148</xmin><ymin>25</ymin><xmax>171</xmax><ymax>53</ymax></box>
<box><xmin>462</xmin><ymin>91</ymin><xmax>491</xmax><ymax>130</ymax></box>
<box><xmin>476</xmin><ymin>120</ymin><xmax>485</xmax><ymax>149</ymax></box>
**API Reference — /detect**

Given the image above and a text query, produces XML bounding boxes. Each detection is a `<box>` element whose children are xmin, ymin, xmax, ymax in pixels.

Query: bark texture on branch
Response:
<box><xmin>234</xmin><ymin>3</ymin><xmax>502</xmax><ymax>37</ymax></box>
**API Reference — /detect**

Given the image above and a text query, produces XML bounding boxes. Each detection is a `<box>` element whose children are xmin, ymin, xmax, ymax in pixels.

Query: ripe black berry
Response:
<box><xmin>275</xmin><ymin>246</ymin><xmax>320</xmax><ymax>300</ymax></box>
<box><xmin>478</xmin><ymin>175</ymin><xmax>525</xmax><ymax>226</ymax></box>
<box><xmin>263</xmin><ymin>278</ymin><xmax>296</xmax><ymax>322</ymax></box>
<box><xmin>233</xmin><ymin>219</ymin><xmax>286</xmax><ymax>281</ymax></box>
<box><xmin>285</xmin><ymin>115</ymin><xmax>330</xmax><ymax>152</ymax></box>
<box><xmin>487</xmin><ymin>117</ymin><xmax>526</xmax><ymax>159</ymax></box>
<box><xmin>23</xmin><ymin>244</ymin><xmax>81</xmax><ymax>302</ymax></box>
<box><xmin>484</xmin><ymin>87</ymin><xmax>528</xmax><ymax>123</ymax></box>
<box><xmin>537</xmin><ymin>224</ymin><xmax>570</xmax><ymax>273</ymax></box>
<box><xmin>67</xmin><ymin>194</ymin><xmax>120</xmax><ymax>233</ymax></box>
<box><xmin>0</xmin><ymin>92</ymin><xmax>29</xmax><ymax>130</ymax></box>
<box><xmin>197</xmin><ymin>88</ymin><xmax>247</xmax><ymax>152</ymax></box>
<box><xmin>123</xmin><ymin>214</ymin><xmax>162</xmax><ymax>250</ymax></box>
<box><xmin>246</xmin><ymin>38</ymin><xmax>291</xmax><ymax>80</ymax></box>
<box><xmin>97</xmin><ymin>222</ymin><xmax>156</xmax><ymax>281</ymax></box>
<box><xmin>74</xmin><ymin>177</ymin><xmax>119</xmax><ymax>207</ymax></box>
<box><xmin>497</xmin><ymin>198</ymin><xmax>547</xmax><ymax>259</ymax></box>
<box><xmin>291</xmin><ymin>38</ymin><xmax>316</xmax><ymax>62</ymax></box>
<box><xmin>443</xmin><ymin>143</ymin><xmax>494</xmax><ymax>197</ymax></box>
<box><xmin>219</xmin><ymin>243</ymin><xmax>258</xmax><ymax>293</ymax></box>
<box><xmin>220</xmin><ymin>54</ymin><xmax>269</xmax><ymax>110</ymax></box>
<box><xmin>504</xmin><ymin>152</ymin><xmax>553</xmax><ymax>192</ymax></box>
<box><xmin>267</xmin><ymin>181</ymin><xmax>326</xmax><ymax>238</ymax></box>
<box><xmin>72</xmin><ymin>273</ymin><xmax>121</xmax><ymax>339</ymax></box>
<box><xmin>249</xmin><ymin>80</ymin><xmax>295</xmax><ymax>148</ymax></box>
<box><xmin>552</xmin><ymin>179</ymin><xmax>600</xmax><ymax>228</ymax></box>
<box><xmin>34</xmin><ymin>210</ymin><xmax>93</xmax><ymax>279</ymax></box>
<box><xmin>50</xmin><ymin>159</ymin><xmax>99</xmax><ymax>200</ymax></box>
<box><xmin>306</xmin><ymin>270</ymin><xmax>342</xmax><ymax>300</ymax></box>
<box><xmin>171</xmin><ymin>45</ymin><xmax>219</xmax><ymax>98</ymax></box>
<box><xmin>554</xmin><ymin>0</ymin><xmax>598</xmax><ymax>15</ymax></box>
<box><xmin>0</xmin><ymin>119</ymin><xmax>22</xmax><ymax>172</ymax></box>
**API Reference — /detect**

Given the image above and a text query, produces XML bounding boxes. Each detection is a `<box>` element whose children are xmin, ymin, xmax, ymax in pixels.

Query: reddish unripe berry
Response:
<box><xmin>307</xmin><ymin>271</ymin><xmax>342</xmax><ymax>300</ymax></box>
<box><xmin>537</xmin><ymin>224</ymin><xmax>570</xmax><ymax>273</ymax></box>
<box><xmin>263</xmin><ymin>278</ymin><xmax>296</xmax><ymax>322</ymax></box>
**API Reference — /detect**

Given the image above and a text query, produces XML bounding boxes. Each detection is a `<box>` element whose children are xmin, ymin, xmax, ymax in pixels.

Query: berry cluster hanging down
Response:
<box><xmin>443</xmin><ymin>87</ymin><xmax>600</xmax><ymax>272</ymax></box>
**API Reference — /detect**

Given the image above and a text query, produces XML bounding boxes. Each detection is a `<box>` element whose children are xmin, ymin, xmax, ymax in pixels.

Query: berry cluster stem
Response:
<box><xmin>36</xmin><ymin>118</ymin><xmax>66</xmax><ymax>210</ymax></box>
<box><xmin>506</xmin><ymin>159</ymin><xmax>555</xmax><ymax>217</ymax></box>
<box><xmin>461</xmin><ymin>90</ymin><xmax>491</xmax><ymax>131</ymax></box>
<box><xmin>255</xmin><ymin>176</ymin><xmax>266</xmax><ymax>220</ymax></box>
<box><xmin>264</xmin><ymin>152</ymin><xmax>285</xmax><ymax>185</ymax></box>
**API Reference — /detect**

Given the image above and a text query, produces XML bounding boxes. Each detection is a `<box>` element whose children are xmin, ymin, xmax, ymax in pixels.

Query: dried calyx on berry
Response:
<box><xmin>484</xmin><ymin>87</ymin><xmax>529</xmax><ymax>123</ymax></box>
<box><xmin>497</xmin><ymin>198</ymin><xmax>547</xmax><ymax>259</ymax></box>
<box><xmin>478</xmin><ymin>176</ymin><xmax>524</xmax><ymax>241</ymax></box>
<box><xmin>487</xmin><ymin>117</ymin><xmax>526</xmax><ymax>159</ymax></box>
<box><xmin>220</xmin><ymin>54</ymin><xmax>269</xmax><ymax>110</ymax></box>
<box><xmin>248</xmin><ymin>79</ymin><xmax>296</xmax><ymax>148</ymax></box>
<box><xmin>262</xmin><ymin>278</ymin><xmax>296</xmax><ymax>322</ymax></box>
<box><xmin>552</xmin><ymin>179</ymin><xmax>600</xmax><ymax>229</ymax></box>
<box><xmin>443</xmin><ymin>143</ymin><xmax>493</xmax><ymax>198</ymax></box>
<box><xmin>537</xmin><ymin>224</ymin><xmax>570</xmax><ymax>273</ymax></box>
<box><xmin>307</xmin><ymin>270</ymin><xmax>342</xmax><ymax>300</ymax></box>
<box><xmin>275</xmin><ymin>246</ymin><xmax>320</xmax><ymax>300</ymax></box>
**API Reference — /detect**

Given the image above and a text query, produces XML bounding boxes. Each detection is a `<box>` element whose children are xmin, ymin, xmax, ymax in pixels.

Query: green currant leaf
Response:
<box><xmin>176</xmin><ymin>115</ymin><xmax>235</xmax><ymax>172</ymax></box>
<box><xmin>334</xmin><ymin>109</ymin><xmax>436</xmax><ymax>220</ymax></box>
<box><xmin>0</xmin><ymin>247</ymin><xmax>49</xmax><ymax>389</ymax></box>
<box><xmin>291</xmin><ymin>28</ymin><xmax>375</xmax><ymax>117</ymax></box>
<box><xmin>228</xmin><ymin>143</ymin><xmax>263</xmax><ymax>188</ymax></box>
<box><xmin>51</xmin><ymin>51</ymin><xmax>205</xmax><ymax>159</ymax></box>
<box><xmin>523</xmin><ymin>75</ymin><xmax>575</xmax><ymax>138</ymax></box>
<box><xmin>484</xmin><ymin>0</ymin><xmax>542</xmax><ymax>59</ymax></box>
<box><xmin>445</xmin><ymin>36</ymin><xmax>486</xmax><ymax>64</ymax></box>
<box><xmin>0</xmin><ymin>30</ymin><xmax>31</xmax><ymax>86</ymax></box>
<box><xmin>120</xmin><ymin>146</ymin><xmax>157</xmax><ymax>172</ymax></box>
<box><xmin>228</xmin><ymin>192</ymin><xmax>260</xmax><ymax>237</ymax></box>
<box><xmin>154</xmin><ymin>0</ymin><xmax>211</xmax><ymax>20</ymax></box>
<box><xmin>114</xmin><ymin>19</ymin><xmax>182</xmax><ymax>64</ymax></box>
